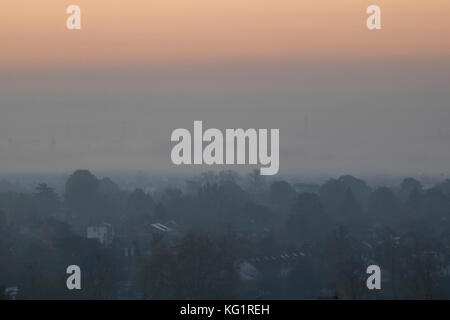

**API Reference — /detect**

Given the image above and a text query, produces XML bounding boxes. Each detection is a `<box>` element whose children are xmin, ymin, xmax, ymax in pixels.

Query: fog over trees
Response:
<box><xmin>0</xmin><ymin>169</ymin><xmax>449</xmax><ymax>299</ymax></box>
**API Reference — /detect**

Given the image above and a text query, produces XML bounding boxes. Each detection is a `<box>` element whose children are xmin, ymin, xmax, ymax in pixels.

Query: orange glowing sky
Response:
<box><xmin>2</xmin><ymin>0</ymin><xmax>450</xmax><ymax>69</ymax></box>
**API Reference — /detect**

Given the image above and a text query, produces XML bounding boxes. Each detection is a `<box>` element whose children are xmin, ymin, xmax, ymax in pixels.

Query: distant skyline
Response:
<box><xmin>1</xmin><ymin>1</ymin><xmax>450</xmax><ymax>175</ymax></box>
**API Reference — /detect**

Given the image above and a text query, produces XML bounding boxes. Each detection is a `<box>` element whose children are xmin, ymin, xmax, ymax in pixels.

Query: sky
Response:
<box><xmin>1</xmin><ymin>1</ymin><xmax>450</xmax><ymax>176</ymax></box>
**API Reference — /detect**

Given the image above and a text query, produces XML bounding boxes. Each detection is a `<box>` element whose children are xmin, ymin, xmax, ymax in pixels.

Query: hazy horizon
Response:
<box><xmin>1</xmin><ymin>1</ymin><xmax>450</xmax><ymax>175</ymax></box>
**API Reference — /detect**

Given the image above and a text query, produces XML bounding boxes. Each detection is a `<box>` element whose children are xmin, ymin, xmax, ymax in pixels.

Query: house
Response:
<box><xmin>238</xmin><ymin>261</ymin><xmax>260</xmax><ymax>281</ymax></box>
<box><xmin>87</xmin><ymin>222</ymin><xmax>114</xmax><ymax>246</ymax></box>
<box><xmin>149</xmin><ymin>221</ymin><xmax>182</xmax><ymax>245</ymax></box>
<box><xmin>4</xmin><ymin>286</ymin><xmax>19</xmax><ymax>300</ymax></box>
<box><xmin>151</xmin><ymin>222</ymin><xmax>172</xmax><ymax>233</ymax></box>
